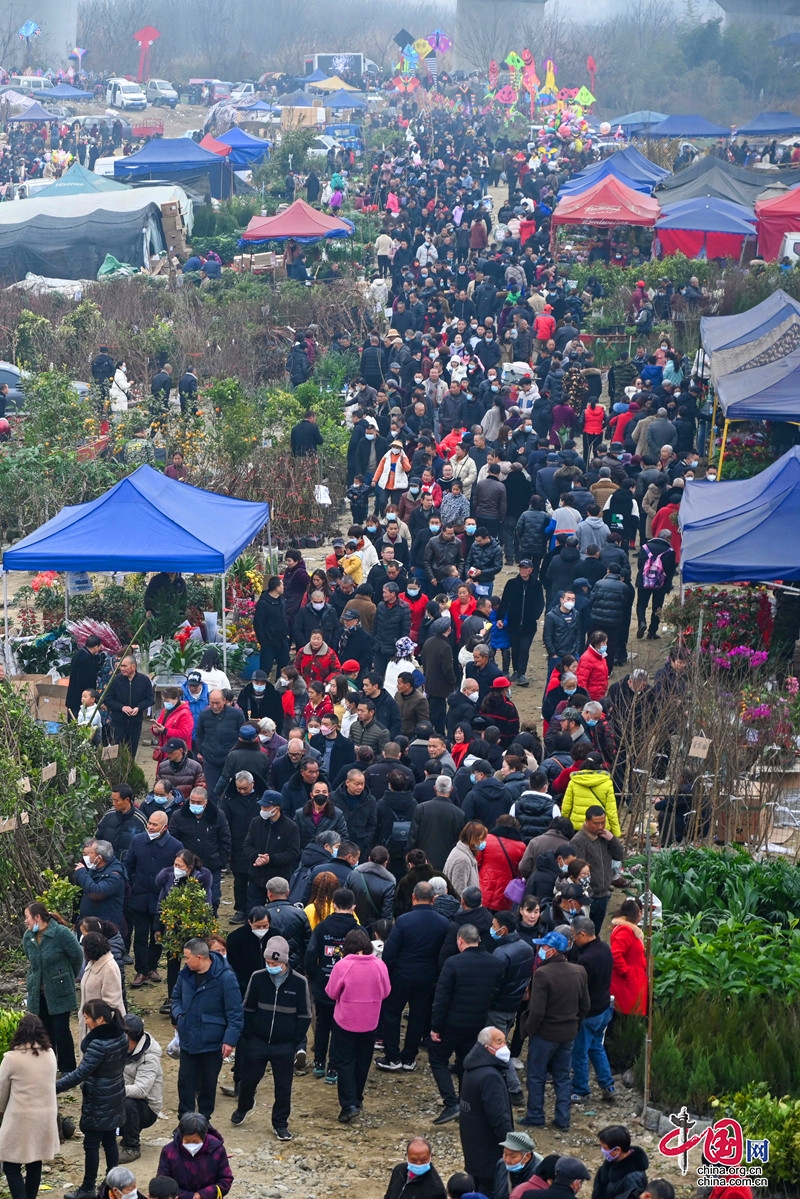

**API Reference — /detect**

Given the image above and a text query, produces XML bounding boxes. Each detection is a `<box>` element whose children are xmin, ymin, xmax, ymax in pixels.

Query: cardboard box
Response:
<box><xmin>36</xmin><ymin>680</ymin><xmax>68</xmax><ymax>720</ymax></box>
<box><xmin>161</xmin><ymin>201</ymin><xmax>180</xmax><ymax>217</ymax></box>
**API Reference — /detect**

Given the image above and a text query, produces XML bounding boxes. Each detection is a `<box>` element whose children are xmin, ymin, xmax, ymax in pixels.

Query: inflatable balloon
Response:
<box><xmin>600</xmin><ymin>121</ymin><xmax>611</xmax><ymax>135</ymax></box>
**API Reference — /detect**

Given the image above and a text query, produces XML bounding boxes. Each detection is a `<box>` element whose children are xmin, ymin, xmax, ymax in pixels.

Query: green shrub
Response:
<box><xmin>159</xmin><ymin>876</ymin><xmax>217</xmax><ymax>959</ymax></box>
<box><xmin>713</xmin><ymin>1084</ymin><xmax>800</xmax><ymax>1189</ymax></box>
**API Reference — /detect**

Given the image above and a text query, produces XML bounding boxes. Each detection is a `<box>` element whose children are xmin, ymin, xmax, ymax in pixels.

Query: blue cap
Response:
<box><xmin>532</xmin><ymin>930</ymin><xmax>570</xmax><ymax>952</ymax></box>
<box><xmin>239</xmin><ymin>724</ymin><xmax>258</xmax><ymax>742</ymax></box>
<box><xmin>258</xmin><ymin>790</ymin><xmax>283</xmax><ymax>808</ymax></box>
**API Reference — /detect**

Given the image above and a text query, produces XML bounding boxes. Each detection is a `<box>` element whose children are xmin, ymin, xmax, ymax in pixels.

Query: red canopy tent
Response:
<box><xmin>755</xmin><ymin>189</ymin><xmax>800</xmax><ymax>261</ymax></box>
<box><xmin>239</xmin><ymin>198</ymin><xmax>354</xmax><ymax>244</ymax></box>
<box><xmin>199</xmin><ymin>133</ymin><xmax>231</xmax><ymax>157</ymax></box>
<box><xmin>551</xmin><ymin>176</ymin><xmax>661</xmax><ymax>228</ymax></box>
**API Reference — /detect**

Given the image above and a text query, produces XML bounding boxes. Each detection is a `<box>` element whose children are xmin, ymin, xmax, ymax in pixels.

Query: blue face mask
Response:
<box><xmin>407</xmin><ymin>1163</ymin><xmax>431</xmax><ymax>1177</ymax></box>
<box><xmin>599</xmin><ymin>645</ymin><xmax>608</xmax><ymax>657</ymax></box>
<box><xmin>490</xmin><ymin>927</ymin><xmax>502</xmax><ymax>940</ymax></box>
<box><xmin>537</xmin><ymin>947</ymin><xmax>548</xmax><ymax>961</ymax></box>
<box><xmin>266</xmin><ymin>964</ymin><xmax>284</xmax><ymax>975</ymax></box>
<box><xmin>476</xmin><ymin>840</ymin><xmax>487</xmax><ymax>851</ymax></box>
<box><xmin>189</xmin><ymin>804</ymin><xmax>204</xmax><ymax>816</ymax></box>
<box><xmin>507</xmin><ymin>1161</ymin><xmax>527</xmax><ymax>1173</ymax></box>
<box><xmin>331</xmin><ymin>847</ymin><xmax>339</xmax><ymax>859</ymax></box>
<box><xmin>469</xmin><ymin>773</ymin><xmax>477</xmax><ymax>784</ymax></box>
<box><xmin>155</xmin><ymin>794</ymin><xmax>169</xmax><ymax>804</ymax></box>
<box><xmin>564</xmin><ymin>688</ymin><xmax>576</xmax><ymax>696</ymax></box>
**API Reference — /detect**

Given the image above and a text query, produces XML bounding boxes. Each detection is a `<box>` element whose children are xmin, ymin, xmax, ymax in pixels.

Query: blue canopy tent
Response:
<box><xmin>236</xmin><ymin>99</ymin><xmax>278</xmax><ymax>113</ymax></box>
<box><xmin>324</xmin><ymin>89</ymin><xmax>367</xmax><ymax>110</ymax></box>
<box><xmin>216</xmin><ymin>126</ymin><xmax>270</xmax><ymax>166</ymax></box>
<box><xmin>559</xmin><ymin>148</ymin><xmax>669</xmax><ymax>196</ymax></box>
<box><xmin>648</xmin><ymin>114</ymin><xmax>730</xmax><ymax>138</ymax></box>
<box><xmin>660</xmin><ymin>196</ymin><xmax>755</xmax><ymax>223</ymax></box>
<box><xmin>113</xmin><ymin>137</ymin><xmax>241</xmax><ymax>199</ymax></box>
<box><xmin>609</xmin><ymin>110</ymin><xmax>668</xmax><ymax>135</ymax></box>
<box><xmin>8</xmin><ymin>101</ymin><xmax>60</xmax><ymax>123</ymax></box>
<box><xmin>679</xmin><ymin>447</ymin><xmax>800</xmax><ymax>583</ymax></box>
<box><xmin>701</xmin><ymin>289</ymin><xmax>800</xmax><ymax>352</ymax></box>
<box><xmin>276</xmin><ymin>91</ymin><xmax>313</xmax><ymax>107</ymax></box>
<box><xmin>45</xmin><ymin>83</ymin><xmax>94</xmax><ymax>100</ymax></box>
<box><xmin>296</xmin><ymin>69</ymin><xmax>329</xmax><ymax>84</ymax></box>
<box><xmin>735</xmin><ymin>112</ymin><xmax>800</xmax><ymax>136</ymax></box>
<box><xmin>35</xmin><ymin>162</ymin><xmax>129</xmax><ymax>196</ymax></box>
<box><xmin>2</xmin><ymin>464</ymin><xmax>271</xmax><ymax>666</ymax></box>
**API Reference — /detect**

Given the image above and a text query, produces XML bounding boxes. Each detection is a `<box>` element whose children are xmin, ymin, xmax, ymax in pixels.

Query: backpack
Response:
<box><xmin>642</xmin><ymin>546</ymin><xmax>667</xmax><ymax>590</ymax></box>
<box><xmin>387</xmin><ymin>808</ymin><xmax>412</xmax><ymax>860</ymax></box>
<box><xmin>287</xmin><ymin>862</ymin><xmax>313</xmax><ymax>904</ymax></box>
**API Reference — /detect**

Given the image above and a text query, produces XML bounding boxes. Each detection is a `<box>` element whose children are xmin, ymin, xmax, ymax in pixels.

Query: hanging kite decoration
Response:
<box><xmin>133</xmin><ymin>25</ymin><xmax>160</xmax><ymax>83</ymax></box>
<box><xmin>574</xmin><ymin>85</ymin><xmax>596</xmax><ymax>108</ymax></box>
<box><xmin>413</xmin><ymin>37</ymin><xmax>432</xmax><ymax>59</ymax></box>
<box><xmin>427</xmin><ymin>29</ymin><xmax>452</xmax><ymax>54</ymax></box>
<box><xmin>586</xmin><ymin>55</ymin><xmax>597</xmax><ymax>93</ymax></box>
<box><xmin>18</xmin><ymin>19</ymin><xmax>41</xmax><ymax>66</ymax></box>
<box><xmin>488</xmin><ymin>60</ymin><xmax>499</xmax><ymax>90</ymax></box>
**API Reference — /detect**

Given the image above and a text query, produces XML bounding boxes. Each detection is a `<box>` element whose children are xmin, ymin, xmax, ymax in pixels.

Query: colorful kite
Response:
<box><xmin>505</xmin><ymin>51</ymin><xmax>524</xmax><ymax>71</ymax></box>
<box><xmin>413</xmin><ymin>37</ymin><xmax>433</xmax><ymax>58</ymax></box>
<box><xmin>133</xmin><ymin>25</ymin><xmax>160</xmax><ymax>83</ymax></box>
<box><xmin>586</xmin><ymin>55</ymin><xmax>597</xmax><ymax>92</ymax></box>
<box><xmin>489</xmin><ymin>60</ymin><xmax>499</xmax><ymax>89</ymax></box>
<box><xmin>427</xmin><ymin>29</ymin><xmax>452</xmax><ymax>53</ymax></box>
<box><xmin>574</xmin><ymin>85</ymin><xmax>596</xmax><ymax>107</ymax></box>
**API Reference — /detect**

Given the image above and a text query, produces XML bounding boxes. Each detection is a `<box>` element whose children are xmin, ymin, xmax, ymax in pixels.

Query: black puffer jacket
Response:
<box><xmin>491</xmin><ymin>929</ymin><xmax>536</xmax><ymax>1012</ymax></box>
<box><xmin>590</xmin><ymin>576</ymin><xmax>632</xmax><ymax>626</ymax></box>
<box><xmin>56</xmin><ymin>1023</ymin><xmax>127</xmax><ymax>1131</ymax></box>
<box><xmin>373</xmin><ymin>600</ymin><xmax>412</xmax><ymax>655</ymax></box>
<box><xmin>528</xmin><ymin>848</ymin><xmax>565</xmax><ymax>899</ymax></box>
<box><xmin>591</xmin><ymin>1145</ymin><xmax>649</xmax><ymax>1199</ymax></box>
<box><xmin>543</xmin><ymin>545</ymin><xmax>582</xmax><ymax>605</ymax></box>
<box><xmin>513</xmin><ymin>790</ymin><xmax>554</xmax><ymax>840</ymax></box>
<box><xmin>169</xmin><ymin>801</ymin><xmax>232</xmax><ymax>873</ymax></box>
<box><xmin>465</xmin><ymin>538</ymin><xmax>504</xmax><ymax>582</ymax></box>
<box><xmin>515</xmin><ymin>509</ymin><xmax>551</xmax><ymax>559</ymax></box>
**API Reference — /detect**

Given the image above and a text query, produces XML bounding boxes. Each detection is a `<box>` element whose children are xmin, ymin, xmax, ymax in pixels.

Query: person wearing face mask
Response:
<box><xmin>168</xmin><ymin>789</ymin><xmax>231</xmax><ymax>914</ymax></box>
<box><xmin>592</xmin><ymin>1126</ymin><xmax>648</xmax><ymax>1199</ymax></box>
<box><xmin>528</xmin><ymin>844</ymin><xmax>577</xmax><ymax>901</ymax></box>
<box><xmin>153</xmin><ymin>852</ymin><xmax>213</xmax><ymax>1012</ymax></box>
<box><xmin>151</xmin><ymin>688</ymin><xmax>194</xmax><ymax>762</ymax></box>
<box><xmin>495</xmin><ymin>1132</ymin><xmax>541</xmax><ymax>1199</ymax></box>
<box><xmin>236</xmin><ymin>671</ymin><xmax>282</xmax><ymax>726</ymax></box>
<box><xmin>100</xmin><ymin>1165</ymin><xmax>141</xmax><ymax>1199</ymax></box>
<box><xmin>523</xmin><ymin>931</ymin><xmax>590</xmax><ymax>1132</ymax></box>
<box><xmin>576</xmin><ymin>633</ymin><xmax>609</xmax><ymax>703</ymax></box>
<box><xmin>75</xmin><ymin>840</ymin><xmax>127</xmax><ymax>932</ymax></box>
<box><xmin>242</xmin><ymin>793</ymin><xmax>301</xmax><ymax>910</ymax></box>
<box><xmin>157</xmin><ymin>1113</ymin><xmax>233</xmax><ymax>1194</ymax></box>
<box><xmin>569</xmin><ymin>916</ymin><xmax>615</xmax><ymax>1105</ymax></box>
<box><xmin>384</xmin><ymin>1136</ymin><xmax>446</xmax><ymax>1199</ymax></box>
<box><xmin>125</xmin><ymin>812</ymin><xmax>184</xmax><ymax>990</ymax></box>
<box><xmin>458</xmin><ymin>1026</ymin><xmax>514</xmax><ymax>1195</ymax></box>
<box><xmin>156</xmin><ymin>738</ymin><xmax>205</xmax><ymax>800</ymax></box>
<box><xmin>543</xmin><ymin>591</ymin><xmax>583</xmax><ymax>686</ymax></box>
<box><xmin>451</xmin><ymin>442</ymin><xmax>478</xmax><ymax>499</ymax></box>
<box><xmin>179</xmin><ymin>672</ymin><xmax>209</xmax><ymax>748</ymax></box>
<box><xmin>140</xmin><ymin>780</ymin><xmax>184</xmax><ymax>821</ymax></box>
<box><xmin>225</xmin><ymin>907</ymin><xmax>272</xmax><ymax>1000</ymax></box>
<box><xmin>443</xmin><ymin>822</ymin><xmax>487</xmax><ymax>896</ymax></box>
<box><xmin>22</xmin><ymin>902</ymin><xmax>84</xmax><ymax>1073</ymax></box>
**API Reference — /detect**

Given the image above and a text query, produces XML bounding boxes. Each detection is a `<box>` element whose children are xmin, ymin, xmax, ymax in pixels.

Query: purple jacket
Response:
<box><xmin>157</xmin><ymin>1127</ymin><xmax>233</xmax><ymax>1199</ymax></box>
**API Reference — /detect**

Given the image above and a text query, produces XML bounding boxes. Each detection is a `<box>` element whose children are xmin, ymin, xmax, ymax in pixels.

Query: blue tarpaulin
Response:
<box><xmin>324</xmin><ymin>89</ymin><xmax>367</xmax><ymax>110</ymax></box>
<box><xmin>649</xmin><ymin>114</ymin><xmax>730</xmax><ymax>138</ymax></box>
<box><xmin>714</xmin><ymin>347</ymin><xmax>800</xmax><ymax>420</ymax></box>
<box><xmin>2</xmin><ymin>465</ymin><xmax>270</xmax><ymax>574</ymax></box>
<box><xmin>656</xmin><ymin>196</ymin><xmax>756</xmax><ymax>235</ymax></box>
<box><xmin>114</xmin><ymin>138</ymin><xmax>240</xmax><ymax>199</ymax></box>
<box><xmin>216</xmin><ymin>126</ymin><xmax>270</xmax><ymax>166</ymax></box>
<box><xmin>45</xmin><ymin>83</ymin><xmax>94</xmax><ymax>100</ymax></box>
<box><xmin>560</xmin><ymin>147</ymin><xmax>668</xmax><ymax>196</ymax></box>
<box><xmin>701</xmin><ymin>289</ymin><xmax>800</xmax><ymax>352</ymax></box>
<box><xmin>680</xmin><ymin>446</ymin><xmax>800</xmax><ymax>583</ymax></box>
<box><xmin>735</xmin><ymin>112</ymin><xmax>800</xmax><ymax>136</ymax></box>
<box><xmin>609</xmin><ymin>110</ymin><xmax>668</xmax><ymax>134</ymax></box>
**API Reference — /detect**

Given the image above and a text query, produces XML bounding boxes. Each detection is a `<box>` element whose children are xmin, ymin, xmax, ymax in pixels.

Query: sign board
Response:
<box><xmin>66</xmin><ymin>571</ymin><xmax>94</xmax><ymax>596</ymax></box>
<box><xmin>689</xmin><ymin>736</ymin><xmax>711</xmax><ymax>760</ymax></box>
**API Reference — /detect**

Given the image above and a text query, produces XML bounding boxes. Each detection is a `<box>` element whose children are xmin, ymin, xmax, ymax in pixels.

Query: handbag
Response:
<box><xmin>494</xmin><ymin>833</ymin><xmax>526</xmax><ymax>904</ymax></box>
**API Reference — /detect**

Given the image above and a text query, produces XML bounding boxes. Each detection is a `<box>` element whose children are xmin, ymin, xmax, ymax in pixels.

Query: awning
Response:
<box><xmin>649</xmin><ymin>114</ymin><xmax>730</xmax><ymax>138</ymax></box>
<box><xmin>239</xmin><ymin>198</ymin><xmax>354</xmax><ymax>245</ymax></box>
<box><xmin>552</xmin><ymin>175</ymin><xmax>660</xmax><ymax>227</ymax></box>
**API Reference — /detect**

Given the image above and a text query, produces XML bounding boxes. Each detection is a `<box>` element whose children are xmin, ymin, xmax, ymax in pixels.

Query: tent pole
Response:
<box><xmin>266</xmin><ymin>518</ymin><xmax>273</xmax><ymax>575</ymax></box>
<box><xmin>709</xmin><ymin>390</ymin><xmax>718</xmax><ymax>462</ymax></box>
<box><xmin>64</xmin><ymin>574</ymin><xmax>69</xmax><ymax>624</ymax></box>
<box><xmin>718</xmin><ymin>419</ymin><xmax>730</xmax><ymax>479</ymax></box>
<box><xmin>221</xmin><ymin>571</ymin><xmax>227</xmax><ymax>673</ymax></box>
<box><xmin>3</xmin><ymin>571</ymin><xmax>8</xmax><ymax>654</ymax></box>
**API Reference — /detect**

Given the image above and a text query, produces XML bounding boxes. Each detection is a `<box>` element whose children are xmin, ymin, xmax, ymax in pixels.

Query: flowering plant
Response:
<box><xmin>664</xmin><ymin>585</ymin><xmax>773</xmax><ymax>653</ymax></box>
<box><xmin>717</xmin><ymin>434</ymin><xmax>776</xmax><ymax>481</ymax></box>
<box><xmin>714</xmin><ymin>646</ymin><xmax>769</xmax><ymax>670</ymax></box>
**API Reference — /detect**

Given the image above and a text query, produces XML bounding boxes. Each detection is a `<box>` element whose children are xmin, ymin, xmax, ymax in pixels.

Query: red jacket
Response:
<box><xmin>152</xmin><ymin>701</ymin><xmax>195</xmax><ymax>759</ymax></box>
<box><xmin>652</xmin><ymin>504</ymin><xmax>682</xmax><ymax>562</ymax></box>
<box><xmin>401</xmin><ymin>590</ymin><xmax>429</xmax><ymax>640</ymax></box>
<box><xmin>303</xmin><ymin>694</ymin><xmax>334</xmax><ymax>725</ymax></box>
<box><xmin>293</xmin><ymin>643</ymin><xmax>341</xmax><ymax>686</ymax></box>
<box><xmin>478</xmin><ymin>830</ymin><xmax>527</xmax><ymax>911</ymax></box>
<box><xmin>576</xmin><ymin>645</ymin><xmax>609</xmax><ymax>701</ymax></box>
<box><xmin>533</xmin><ymin>312</ymin><xmax>556</xmax><ymax>341</ymax></box>
<box><xmin>582</xmin><ymin>403</ymin><xmax>606</xmax><ymax>436</ymax></box>
<box><xmin>610</xmin><ymin>918</ymin><xmax>648</xmax><ymax>1016</ymax></box>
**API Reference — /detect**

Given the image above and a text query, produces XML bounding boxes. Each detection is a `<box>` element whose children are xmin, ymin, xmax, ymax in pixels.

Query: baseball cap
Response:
<box><xmin>187</xmin><ymin>671</ymin><xmax>202</xmax><ymax>685</ymax></box>
<box><xmin>492</xmin><ymin>676</ymin><xmax>511</xmax><ymax>689</ymax></box>
<box><xmin>499</xmin><ymin>1132</ymin><xmax>538</xmax><ymax>1153</ymax></box>
<box><xmin>554</xmin><ymin>1157</ymin><xmax>592</xmax><ymax>1182</ymax></box>
<box><xmin>239</xmin><ymin>724</ymin><xmax>258</xmax><ymax>742</ymax></box>
<box><xmin>252</xmin><ymin>670</ymin><xmax>268</xmax><ymax>681</ymax></box>
<box><xmin>264</xmin><ymin>936</ymin><xmax>290</xmax><ymax>964</ymax></box>
<box><xmin>532</xmin><ymin>930</ymin><xmax>570</xmax><ymax>952</ymax></box>
<box><xmin>332</xmin><ymin>538</ymin><xmax>345</xmax><ymax>548</ymax></box>
<box><xmin>258</xmin><ymin>790</ymin><xmax>282</xmax><ymax>809</ymax></box>
<box><xmin>341</xmin><ymin>659</ymin><xmax>361</xmax><ymax>672</ymax></box>
<box><xmin>547</xmin><ymin>452</ymin><xmax>559</xmax><ymax>462</ymax></box>
<box><xmin>518</xmin><ymin>559</ymin><xmax>533</xmax><ymax>568</ymax></box>
<box><xmin>543</xmin><ymin>304</ymin><xmax>553</xmax><ymax>312</ymax></box>
<box><xmin>123</xmin><ymin>1013</ymin><xmax>144</xmax><ymax>1038</ymax></box>
<box><xmin>342</xmin><ymin>608</ymin><xmax>361</xmax><ymax>621</ymax></box>
<box><xmin>164</xmin><ymin>737</ymin><xmax>187</xmax><ymax>753</ymax></box>
<box><xmin>635</xmin><ymin>279</ymin><xmax>646</xmax><ymax>287</ymax></box>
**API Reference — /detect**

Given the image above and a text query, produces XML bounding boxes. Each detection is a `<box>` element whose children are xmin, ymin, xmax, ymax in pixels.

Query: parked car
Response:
<box><xmin>6</xmin><ymin>76</ymin><xmax>53</xmax><ymax>98</ymax></box>
<box><xmin>146</xmin><ymin>78</ymin><xmax>179</xmax><ymax>108</ymax></box>
<box><xmin>106</xmin><ymin>78</ymin><xmax>147</xmax><ymax>110</ymax></box>
<box><xmin>231</xmin><ymin>81</ymin><xmax>256</xmax><ymax>103</ymax></box>
<box><xmin>0</xmin><ymin>362</ymin><xmax>89</xmax><ymax>413</ymax></box>
<box><xmin>71</xmin><ymin>114</ymin><xmax>134</xmax><ymax>140</ymax></box>
<box><xmin>307</xmin><ymin>134</ymin><xmax>343</xmax><ymax>159</ymax></box>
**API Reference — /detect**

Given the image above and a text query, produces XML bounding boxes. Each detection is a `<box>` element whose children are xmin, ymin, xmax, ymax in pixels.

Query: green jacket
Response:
<box><xmin>24</xmin><ymin>921</ymin><xmax>84</xmax><ymax>1015</ymax></box>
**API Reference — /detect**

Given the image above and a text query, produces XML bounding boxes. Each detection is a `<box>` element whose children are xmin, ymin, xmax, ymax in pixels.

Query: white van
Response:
<box><xmin>779</xmin><ymin>233</ymin><xmax>800</xmax><ymax>264</ymax></box>
<box><xmin>8</xmin><ymin>76</ymin><xmax>53</xmax><ymax>96</ymax></box>
<box><xmin>106</xmin><ymin>78</ymin><xmax>147</xmax><ymax>110</ymax></box>
<box><xmin>146</xmin><ymin>78</ymin><xmax>178</xmax><ymax>108</ymax></box>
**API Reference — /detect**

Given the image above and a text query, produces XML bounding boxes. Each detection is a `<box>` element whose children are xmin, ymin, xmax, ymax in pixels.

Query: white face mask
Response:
<box><xmin>147</xmin><ymin>831</ymin><xmax>162</xmax><ymax>841</ymax></box>
<box><xmin>251</xmin><ymin>927</ymin><xmax>269</xmax><ymax>938</ymax></box>
<box><xmin>562</xmin><ymin>600</ymin><xmax>575</xmax><ymax>611</ymax></box>
<box><xmin>174</xmin><ymin>867</ymin><xmax>187</xmax><ymax>880</ymax></box>
<box><xmin>494</xmin><ymin>1045</ymin><xmax>511</xmax><ymax>1063</ymax></box>
<box><xmin>83</xmin><ymin>855</ymin><xmax>95</xmax><ymax>869</ymax></box>
<box><xmin>183</xmin><ymin>1143</ymin><xmax>203</xmax><ymax>1156</ymax></box>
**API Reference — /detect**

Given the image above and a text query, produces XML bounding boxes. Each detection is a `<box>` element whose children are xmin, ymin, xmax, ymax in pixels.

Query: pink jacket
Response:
<box><xmin>325</xmin><ymin>953</ymin><xmax>391</xmax><ymax>1032</ymax></box>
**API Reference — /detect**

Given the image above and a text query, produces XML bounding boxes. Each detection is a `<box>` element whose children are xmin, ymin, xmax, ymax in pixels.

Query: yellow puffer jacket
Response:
<box><xmin>561</xmin><ymin>769</ymin><xmax>621</xmax><ymax>836</ymax></box>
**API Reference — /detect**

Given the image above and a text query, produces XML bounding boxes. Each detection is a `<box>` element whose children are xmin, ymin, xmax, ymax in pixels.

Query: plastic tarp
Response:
<box><xmin>275</xmin><ymin>91</ymin><xmax>312</xmax><ymax>107</ymax></box>
<box><xmin>714</xmin><ymin>346</ymin><xmax>800</xmax><ymax>419</ymax></box>
<box><xmin>2</xmin><ymin>464</ymin><xmax>270</xmax><ymax>574</ymax></box>
<box><xmin>552</xmin><ymin>175</ymin><xmax>660</xmax><ymax>227</ymax></box>
<box><xmin>609</xmin><ymin>110</ymin><xmax>668</xmax><ymax>134</ymax></box>
<box><xmin>45</xmin><ymin>83</ymin><xmax>94</xmax><ymax>100</ymax></box>
<box><xmin>656</xmin><ymin>156</ymin><xmax>797</xmax><ymax>209</ymax></box>
<box><xmin>735</xmin><ymin>112</ymin><xmax>800</xmax><ymax>136</ymax></box>
<box><xmin>709</xmin><ymin>313</ymin><xmax>800</xmax><ymax>382</ymax></box>
<box><xmin>297</xmin><ymin>69</ymin><xmax>329</xmax><ymax>83</ymax></box>
<box><xmin>648</xmin><ymin>114</ymin><xmax>730</xmax><ymax>138</ymax></box>
<box><xmin>199</xmin><ymin>133</ymin><xmax>231</xmax><ymax>156</ymax></box>
<box><xmin>559</xmin><ymin>147</ymin><xmax>668</xmax><ymax>196</ymax></box>
<box><xmin>35</xmin><ymin>162</ymin><xmax>130</xmax><ymax>195</ymax></box>
<box><xmin>113</xmin><ymin>138</ymin><xmax>241</xmax><ymax>200</ymax></box>
<box><xmin>216</xmin><ymin>127</ymin><xmax>270</xmax><ymax>166</ymax></box>
<box><xmin>656</xmin><ymin>196</ymin><xmax>756</xmax><ymax>258</ymax></box>
<box><xmin>701</xmin><ymin>289</ymin><xmax>800</xmax><ymax>352</ymax></box>
<box><xmin>311</xmin><ymin>76</ymin><xmax>357</xmax><ymax>91</ymax></box>
<box><xmin>679</xmin><ymin>447</ymin><xmax>800</xmax><ymax>583</ymax></box>
<box><xmin>324</xmin><ymin>90</ymin><xmax>367</xmax><ymax>110</ymax></box>
<box><xmin>239</xmin><ymin>197</ymin><xmax>354</xmax><ymax>244</ymax></box>
<box><xmin>755</xmin><ymin>187</ymin><xmax>800</xmax><ymax>260</ymax></box>
<box><xmin>9</xmin><ymin>101</ymin><xmax>60</xmax><ymax>123</ymax></box>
